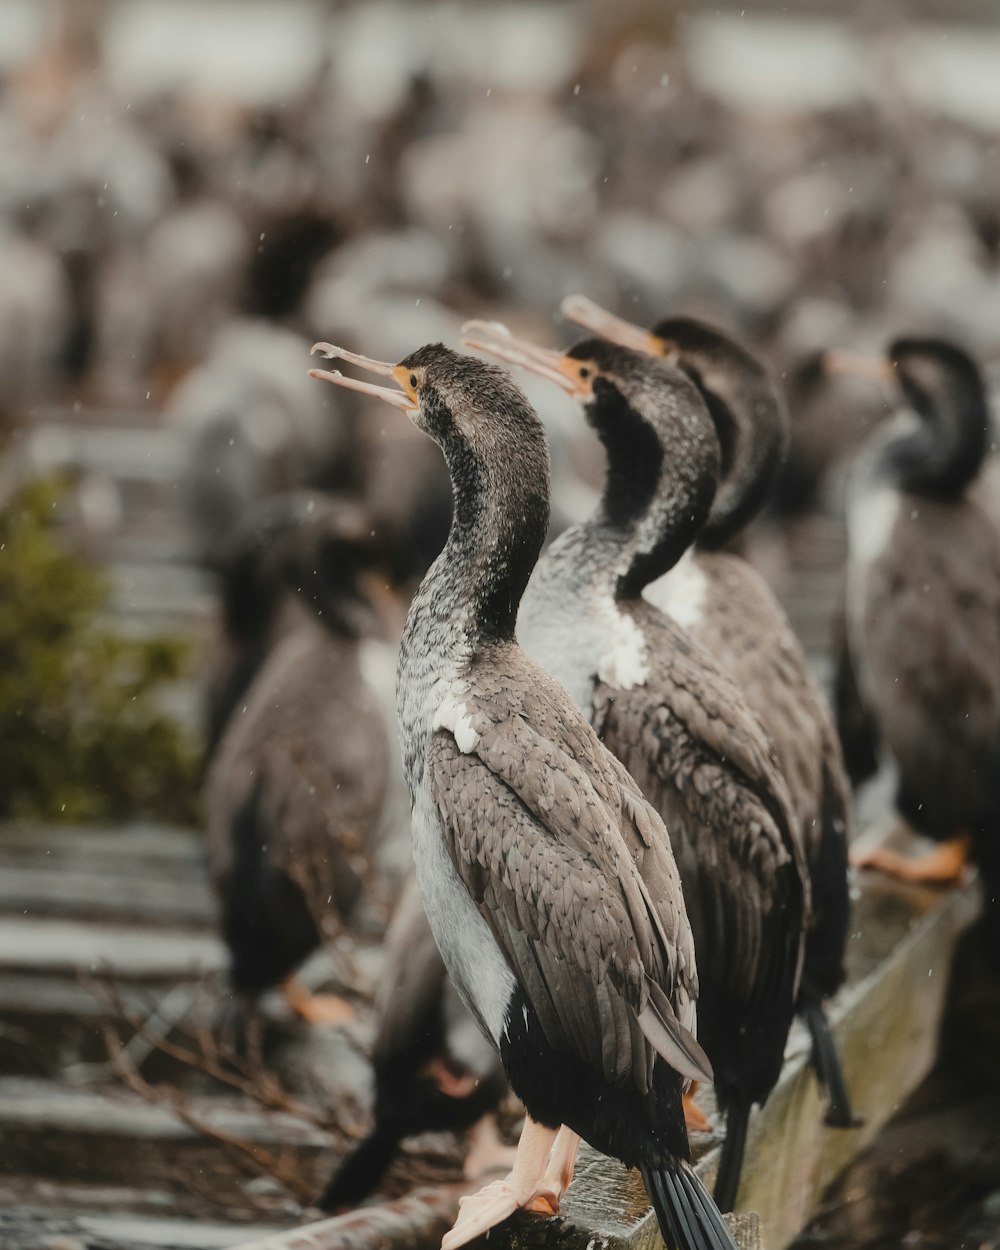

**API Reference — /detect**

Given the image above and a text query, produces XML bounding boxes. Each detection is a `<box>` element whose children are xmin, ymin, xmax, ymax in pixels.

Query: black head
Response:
<box><xmin>400</xmin><ymin>344</ymin><xmax>551</xmax><ymax>639</ymax></box>
<box><xmin>649</xmin><ymin>317</ymin><xmax>787</xmax><ymax>547</ymax></box>
<box><xmin>563</xmin><ymin>336</ymin><xmax>721</xmax><ymax>595</ymax></box>
<box><xmin>400</xmin><ymin>344</ymin><xmax>544</xmax><ymax>461</ymax></box>
<box><xmin>884</xmin><ymin>336</ymin><xmax>989</xmax><ymax>497</ymax></box>
<box><xmin>397</xmin><ymin>343</ymin><xmax>550</xmax><ymax>523</ymax></box>
<box><xmin>309</xmin><ymin>340</ymin><xmax>552</xmax><ymax>641</ymax></box>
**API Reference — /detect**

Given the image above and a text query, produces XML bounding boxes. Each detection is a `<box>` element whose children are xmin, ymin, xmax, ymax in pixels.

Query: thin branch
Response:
<box><xmin>83</xmin><ymin>972</ymin><xmax>342</xmax><ymax>1135</ymax></box>
<box><xmin>100</xmin><ymin>1018</ymin><xmax>316</xmax><ymax>1207</ymax></box>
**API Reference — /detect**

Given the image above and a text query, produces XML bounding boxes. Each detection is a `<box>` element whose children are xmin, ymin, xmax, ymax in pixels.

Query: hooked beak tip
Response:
<box><xmin>460</xmin><ymin>319</ymin><xmax>513</xmax><ymax>340</ymax></box>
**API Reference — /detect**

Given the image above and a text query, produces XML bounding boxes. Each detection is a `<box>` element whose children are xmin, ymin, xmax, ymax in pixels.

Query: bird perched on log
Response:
<box><xmin>205</xmin><ymin>493</ymin><xmax>392</xmax><ymax>1025</ymax></box>
<box><xmin>465</xmin><ymin>321</ymin><xmax>807</xmax><ymax>1213</ymax></box>
<box><xmin>829</xmin><ymin>338</ymin><xmax>1000</xmax><ymax>967</ymax></box>
<box><xmin>558</xmin><ymin>297</ymin><xmax>857</xmax><ymax>1129</ymax></box>
<box><xmin>317</xmin><ymin>874</ymin><xmax>512</xmax><ymax>1211</ymax></box>
<box><xmin>309</xmin><ymin>340</ymin><xmax>738</xmax><ymax>1250</ymax></box>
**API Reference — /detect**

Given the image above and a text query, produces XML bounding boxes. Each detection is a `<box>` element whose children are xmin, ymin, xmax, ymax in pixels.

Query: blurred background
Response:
<box><xmin>1</xmin><ymin>1</ymin><xmax>1000</xmax><ymax>1247</ymax></box>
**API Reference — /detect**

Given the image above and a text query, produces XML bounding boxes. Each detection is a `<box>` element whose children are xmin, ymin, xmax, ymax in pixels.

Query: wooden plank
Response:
<box><xmin>0</xmin><ymin>1077</ymin><xmax>332</xmax><ymax>1146</ymax></box>
<box><xmin>0</xmin><ymin>917</ymin><xmax>226</xmax><ymax>979</ymax></box>
<box><xmin>0</xmin><ymin>1204</ymin><xmax>285</xmax><ymax>1250</ymax></box>
<box><xmin>0</xmin><ymin>824</ymin><xmax>205</xmax><ymax>866</ymax></box>
<box><xmin>218</xmin><ymin>1187</ymin><xmax>762</xmax><ymax>1250</ymax></box>
<box><xmin>224</xmin><ymin>1186</ymin><xmax>468</xmax><ymax>1250</ymax></box>
<box><xmin>0</xmin><ymin>864</ymin><xmax>214</xmax><ymax>926</ymax></box>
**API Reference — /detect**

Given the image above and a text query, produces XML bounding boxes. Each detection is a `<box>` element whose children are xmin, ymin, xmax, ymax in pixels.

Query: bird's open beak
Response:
<box><xmin>461</xmin><ymin>321</ymin><xmax>588</xmax><ymax>397</ymax></box>
<box><xmin>308</xmin><ymin>342</ymin><xmax>419</xmax><ymax>412</ymax></box>
<box><xmin>822</xmin><ymin>350</ymin><xmax>895</xmax><ymax>382</ymax></box>
<box><xmin>560</xmin><ymin>294</ymin><xmax>663</xmax><ymax>355</ymax></box>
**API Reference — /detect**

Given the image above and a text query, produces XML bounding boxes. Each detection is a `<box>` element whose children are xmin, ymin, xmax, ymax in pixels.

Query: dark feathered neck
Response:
<box><xmin>881</xmin><ymin>339</ymin><xmax>990</xmax><ymax>498</ymax></box>
<box><xmin>446</xmin><ymin>438</ymin><xmax>549</xmax><ymax>642</ymax></box>
<box><xmin>412</xmin><ymin>402</ymin><xmax>550</xmax><ymax>647</ymax></box>
<box><xmin>586</xmin><ymin>377</ymin><xmax>718</xmax><ymax>601</ymax></box>
<box><xmin>649</xmin><ymin>321</ymin><xmax>786</xmax><ymax>550</ymax></box>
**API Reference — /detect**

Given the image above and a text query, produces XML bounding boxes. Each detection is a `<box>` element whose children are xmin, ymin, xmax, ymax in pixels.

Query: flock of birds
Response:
<box><xmin>3</xmin><ymin>18</ymin><xmax>1000</xmax><ymax>1249</ymax></box>
<box><xmin>195</xmin><ymin>290</ymin><xmax>1000</xmax><ymax>1250</ymax></box>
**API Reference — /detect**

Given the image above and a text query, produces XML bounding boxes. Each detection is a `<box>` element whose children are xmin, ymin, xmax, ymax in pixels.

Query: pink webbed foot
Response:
<box><xmin>441</xmin><ymin>1116</ymin><xmax>557</xmax><ymax>1250</ymax></box>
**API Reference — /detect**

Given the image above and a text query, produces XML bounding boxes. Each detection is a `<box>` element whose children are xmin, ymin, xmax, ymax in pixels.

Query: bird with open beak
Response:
<box><xmin>309</xmin><ymin>340</ymin><xmax>737</xmax><ymax>1250</ymax></box>
<box><xmin>462</xmin><ymin>318</ymin><xmax>808</xmax><ymax>1213</ymax></box>
<box><xmin>547</xmin><ymin>297</ymin><xmax>860</xmax><ymax>1132</ymax></box>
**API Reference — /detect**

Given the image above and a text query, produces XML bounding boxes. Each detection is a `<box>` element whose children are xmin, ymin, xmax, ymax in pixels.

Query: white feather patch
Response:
<box><xmin>845</xmin><ymin>477</ymin><xmax>901</xmax><ymax>706</ymax></box>
<box><xmin>644</xmin><ymin>549</ymin><xmax>708</xmax><ymax>631</ymax></box>
<box><xmin>432</xmin><ymin>684</ymin><xmax>481</xmax><ymax>753</ymax></box>
<box><xmin>848</xmin><ymin>485</ymin><xmax>901</xmax><ymax>570</ymax></box>
<box><xmin>597</xmin><ymin>611</ymin><xmax>650</xmax><ymax>690</ymax></box>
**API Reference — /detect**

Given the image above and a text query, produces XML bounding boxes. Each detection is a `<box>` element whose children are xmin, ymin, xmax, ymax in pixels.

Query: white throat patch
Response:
<box><xmin>644</xmin><ymin>549</ymin><xmax>708</xmax><ymax>632</ymax></box>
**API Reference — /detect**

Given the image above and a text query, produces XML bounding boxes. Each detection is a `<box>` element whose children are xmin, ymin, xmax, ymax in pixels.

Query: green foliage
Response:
<box><xmin>0</xmin><ymin>478</ymin><xmax>199</xmax><ymax>823</ymax></box>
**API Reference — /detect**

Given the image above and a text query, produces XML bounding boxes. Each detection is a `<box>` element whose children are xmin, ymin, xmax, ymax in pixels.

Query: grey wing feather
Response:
<box><xmin>593</xmin><ymin>613</ymin><xmax>806</xmax><ymax>1025</ymax></box>
<box><xmin>427</xmin><ymin>696</ymin><xmax>707</xmax><ymax>1091</ymax></box>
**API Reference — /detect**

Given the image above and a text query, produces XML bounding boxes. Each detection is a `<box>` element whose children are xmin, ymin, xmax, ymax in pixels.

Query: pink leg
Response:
<box><xmin>463</xmin><ymin>1113</ymin><xmax>519</xmax><ymax>1183</ymax></box>
<box><xmin>526</xmin><ymin>1125</ymin><xmax>582</xmax><ymax>1214</ymax></box>
<box><xmin>425</xmin><ymin>1056</ymin><xmax>481</xmax><ymax>1099</ymax></box>
<box><xmin>441</xmin><ymin>1116</ymin><xmax>558</xmax><ymax>1250</ymax></box>
<box><xmin>852</xmin><ymin>834</ymin><xmax>971</xmax><ymax>885</ymax></box>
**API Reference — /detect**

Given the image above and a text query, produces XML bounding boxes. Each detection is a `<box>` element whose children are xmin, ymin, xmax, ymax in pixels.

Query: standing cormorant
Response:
<box><xmin>205</xmin><ymin>495</ymin><xmax>392</xmax><ymax>1024</ymax></box>
<box><xmin>829</xmin><ymin>338</ymin><xmax>1000</xmax><ymax>966</ymax></box>
<box><xmin>558</xmin><ymin>297</ymin><xmax>856</xmax><ymax>1128</ymax></box>
<box><xmin>309</xmin><ymin>340</ymin><xmax>737</xmax><ymax>1250</ymax></box>
<box><xmin>462</xmin><ymin>323</ymin><xmax>808</xmax><ymax>1214</ymax></box>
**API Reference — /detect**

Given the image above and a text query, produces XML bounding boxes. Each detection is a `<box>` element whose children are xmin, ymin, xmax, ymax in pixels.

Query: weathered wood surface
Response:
<box><xmin>0</xmin><ymin>916</ymin><xmax>226</xmax><ymax>979</ymax></box>
<box><xmin>225</xmin><ymin>1185</ymin><xmax>469</xmax><ymax>1250</ymax></box>
<box><xmin>0</xmin><ymin>1077</ymin><xmax>333</xmax><ymax>1146</ymax></box>
<box><xmin>223</xmin><ymin>1202</ymin><xmax>763</xmax><ymax>1250</ymax></box>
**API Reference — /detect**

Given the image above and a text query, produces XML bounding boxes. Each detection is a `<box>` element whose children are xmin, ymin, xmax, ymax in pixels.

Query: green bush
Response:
<box><xmin>0</xmin><ymin>478</ymin><xmax>199</xmax><ymax>823</ymax></box>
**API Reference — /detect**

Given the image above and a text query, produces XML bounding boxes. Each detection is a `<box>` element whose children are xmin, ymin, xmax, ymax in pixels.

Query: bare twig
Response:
<box><xmin>100</xmin><ymin>1017</ymin><xmax>317</xmax><ymax>1207</ymax></box>
<box><xmin>83</xmin><ymin>973</ymin><xmax>343</xmax><ymax>1134</ymax></box>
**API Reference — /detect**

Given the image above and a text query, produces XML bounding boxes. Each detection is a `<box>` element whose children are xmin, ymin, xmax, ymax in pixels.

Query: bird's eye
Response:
<box><xmin>579</xmin><ymin>366</ymin><xmax>591</xmax><ymax>380</ymax></box>
<box><xmin>409</xmin><ymin>373</ymin><xmax>418</xmax><ymax>389</ymax></box>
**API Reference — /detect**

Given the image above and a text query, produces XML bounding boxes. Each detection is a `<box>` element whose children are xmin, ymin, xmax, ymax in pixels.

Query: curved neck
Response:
<box><xmin>882</xmin><ymin>359</ymin><xmax>989</xmax><ymax>497</ymax></box>
<box><xmin>588</xmin><ymin>383</ymin><xmax>719</xmax><ymax>601</ymax></box>
<box><xmin>683</xmin><ymin>358</ymin><xmax>786</xmax><ymax>549</ymax></box>
<box><xmin>408</xmin><ymin>429</ymin><xmax>550</xmax><ymax>651</ymax></box>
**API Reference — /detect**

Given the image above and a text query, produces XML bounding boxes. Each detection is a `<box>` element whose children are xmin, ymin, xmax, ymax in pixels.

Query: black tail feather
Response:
<box><xmin>713</xmin><ymin>1101</ymin><xmax>750</xmax><ymax>1214</ymax></box>
<box><xmin>640</xmin><ymin>1161</ymin><xmax>738</xmax><ymax>1250</ymax></box>
<box><xmin>802</xmin><ymin>999</ymin><xmax>858</xmax><ymax>1128</ymax></box>
<box><xmin>317</xmin><ymin>1125</ymin><xmax>402</xmax><ymax>1211</ymax></box>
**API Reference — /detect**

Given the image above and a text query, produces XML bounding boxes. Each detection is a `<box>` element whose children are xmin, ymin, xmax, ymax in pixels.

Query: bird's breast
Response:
<box><xmin>410</xmin><ymin>787</ymin><xmax>517</xmax><ymax>1049</ymax></box>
